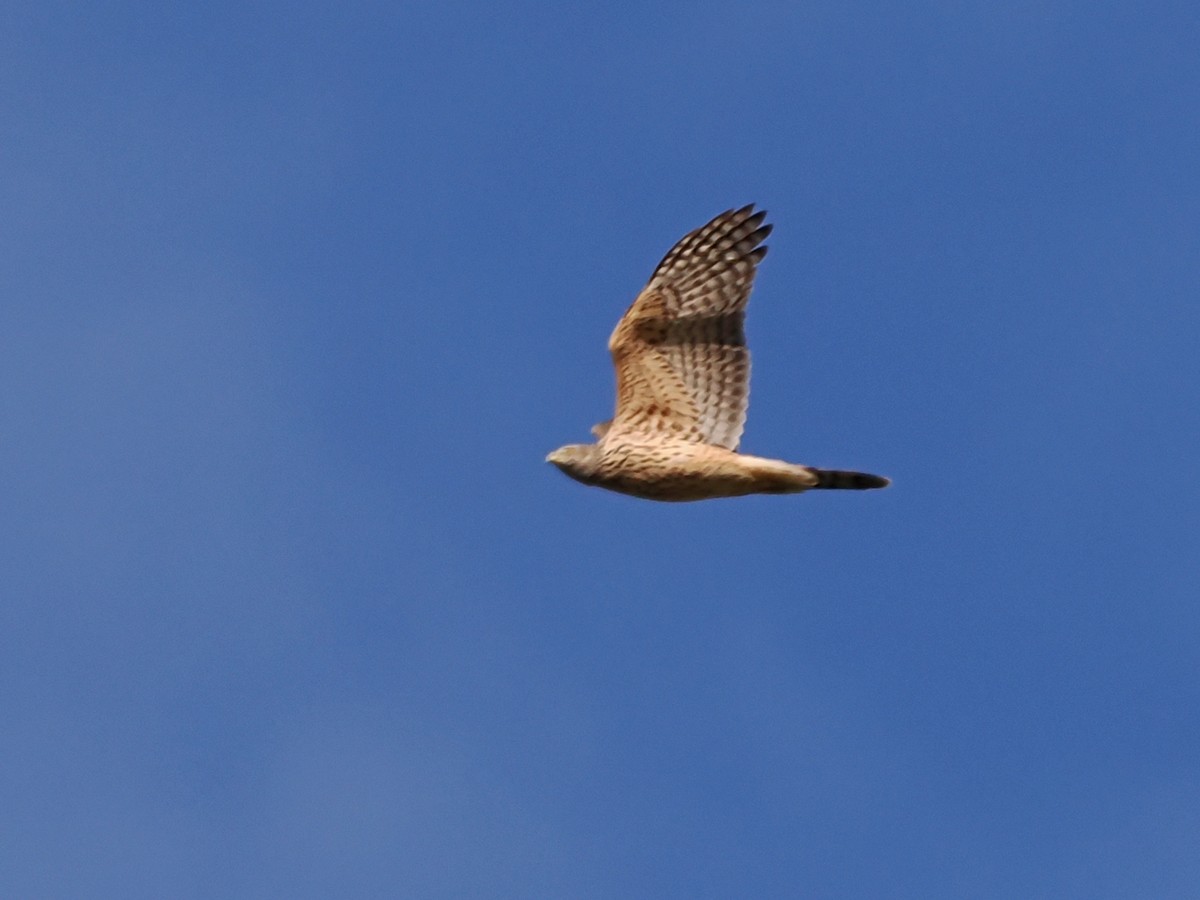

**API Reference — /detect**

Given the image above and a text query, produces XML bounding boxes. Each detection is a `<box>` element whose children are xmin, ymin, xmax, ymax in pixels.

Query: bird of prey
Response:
<box><xmin>546</xmin><ymin>205</ymin><xmax>889</xmax><ymax>502</ymax></box>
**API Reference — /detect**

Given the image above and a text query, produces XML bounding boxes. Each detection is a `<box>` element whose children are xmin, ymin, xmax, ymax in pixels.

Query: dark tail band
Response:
<box><xmin>808</xmin><ymin>468</ymin><xmax>891</xmax><ymax>490</ymax></box>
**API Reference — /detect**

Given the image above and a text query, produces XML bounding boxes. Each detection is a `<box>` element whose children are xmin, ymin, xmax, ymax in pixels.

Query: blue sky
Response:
<box><xmin>3</xmin><ymin>2</ymin><xmax>1199</xmax><ymax>897</ymax></box>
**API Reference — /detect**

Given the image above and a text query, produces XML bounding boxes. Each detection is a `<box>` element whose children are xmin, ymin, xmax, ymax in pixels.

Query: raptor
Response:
<box><xmin>547</xmin><ymin>205</ymin><xmax>889</xmax><ymax>502</ymax></box>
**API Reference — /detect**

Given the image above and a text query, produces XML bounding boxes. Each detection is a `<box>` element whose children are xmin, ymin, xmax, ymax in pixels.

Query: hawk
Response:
<box><xmin>547</xmin><ymin>205</ymin><xmax>890</xmax><ymax>502</ymax></box>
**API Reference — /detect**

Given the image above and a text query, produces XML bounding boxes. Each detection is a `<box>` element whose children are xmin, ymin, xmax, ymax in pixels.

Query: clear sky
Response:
<box><xmin>3</xmin><ymin>3</ymin><xmax>1199</xmax><ymax>897</ymax></box>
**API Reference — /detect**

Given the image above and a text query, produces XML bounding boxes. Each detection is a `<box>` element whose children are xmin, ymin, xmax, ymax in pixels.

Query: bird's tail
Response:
<box><xmin>744</xmin><ymin>457</ymin><xmax>890</xmax><ymax>494</ymax></box>
<box><xmin>805</xmin><ymin>468</ymin><xmax>891</xmax><ymax>490</ymax></box>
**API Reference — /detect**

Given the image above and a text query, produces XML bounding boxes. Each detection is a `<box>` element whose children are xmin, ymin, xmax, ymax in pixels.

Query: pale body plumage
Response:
<box><xmin>547</xmin><ymin>205</ymin><xmax>889</xmax><ymax>502</ymax></box>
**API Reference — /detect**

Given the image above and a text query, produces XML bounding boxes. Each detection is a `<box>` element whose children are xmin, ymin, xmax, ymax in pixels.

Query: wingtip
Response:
<box><xmin>735</xmin><ymin>203</ymin><xmax>767</xmax><ymax>220</ymax></box>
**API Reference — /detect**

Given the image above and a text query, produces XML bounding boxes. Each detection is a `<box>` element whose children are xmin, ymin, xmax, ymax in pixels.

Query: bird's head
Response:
<box><xmin>546</xmin><ymin>443</ymin><xmax>602</xmax><ymax>485</ymax></box>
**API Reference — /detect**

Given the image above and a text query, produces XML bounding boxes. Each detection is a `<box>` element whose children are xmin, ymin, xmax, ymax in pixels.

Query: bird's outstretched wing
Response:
<box><xmin>605</xmin><ymin>205</ymin><xmax>770</xmax><ymax>450</ymax></box>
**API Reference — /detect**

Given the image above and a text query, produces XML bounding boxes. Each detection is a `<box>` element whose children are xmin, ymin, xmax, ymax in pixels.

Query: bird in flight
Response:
<box><xmin>547</xmin><ymin>205</ymin><xmax>890</xmax><ymax>502</ymax></box>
